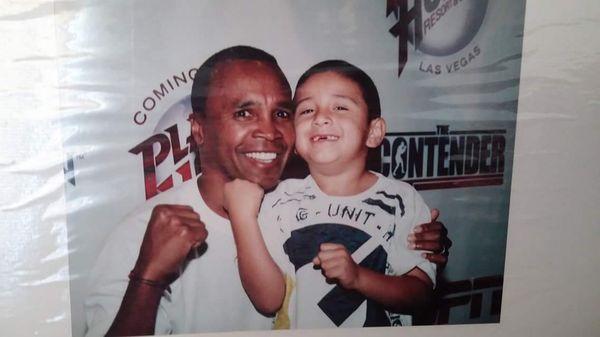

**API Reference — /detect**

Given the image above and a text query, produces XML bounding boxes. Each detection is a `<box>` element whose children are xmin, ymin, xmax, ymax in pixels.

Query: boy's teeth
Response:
<box><xmin>312</xmin><ymin>135</ymin><xmax>339</xmax><ymax>141</ymax></box>
<box><xmin>245</xmin><ymin>152</ymin><xmax>277</xmax><ymax>162</ymax></box>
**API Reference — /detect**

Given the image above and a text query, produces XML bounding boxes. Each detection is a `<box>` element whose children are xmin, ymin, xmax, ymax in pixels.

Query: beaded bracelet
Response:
<box><xmin>128</xmin><ymin>271</ymin><xmax>169</xmax><ymax>290</ymax></box>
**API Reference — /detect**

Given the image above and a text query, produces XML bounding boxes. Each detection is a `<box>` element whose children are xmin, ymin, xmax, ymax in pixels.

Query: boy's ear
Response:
<box><xmin>190</xmin><ymin>114</ymin><xmax>205</xmax><ymax>147</ymax></box>
<box><xmin>366</xmin><ymin>117</ymin><xmax>386</xmax><ymax>148</ymax></box>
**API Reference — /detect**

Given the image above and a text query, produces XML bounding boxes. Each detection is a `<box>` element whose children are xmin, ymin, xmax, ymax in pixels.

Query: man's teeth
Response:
<box><xmin>312</xmin><ymin>135</ymin><xmax>339</xmax><ymax>142</ymax></box>
<box><xmin>245</xmin><ymin>152</ymin><xmax>277</xmax><ymax>162</ymax></box>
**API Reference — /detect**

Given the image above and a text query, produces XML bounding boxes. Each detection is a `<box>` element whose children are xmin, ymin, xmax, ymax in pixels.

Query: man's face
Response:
<box><xmin>195</xmin><ymin>59</ymin><xmax>294</xmax><ymax>189</ymax></box>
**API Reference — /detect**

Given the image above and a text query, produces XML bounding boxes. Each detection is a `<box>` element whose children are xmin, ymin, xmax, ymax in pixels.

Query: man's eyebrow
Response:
<box><xmin>236</xmin><ymin>100</ymin><xmax>257</xmax><ymax>109</ymax></box>
<box><xmin>235</xmin><ymin>100</ymin><xmax>293</xmax><ymax>112</ymax></box>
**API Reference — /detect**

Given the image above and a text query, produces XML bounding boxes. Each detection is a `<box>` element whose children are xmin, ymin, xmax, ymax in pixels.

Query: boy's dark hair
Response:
<box><xmin>294</xmin><ymin>60</ymin><xmax>383</xmax><ymax>173</ymax></box>
<box><xmin>191</xmin><ymin>45</ymin><xmax>289</xmax><ymax>118</ymax></box>
<box><xmin>294</xmin><ymin>60</ymin><xmax>381</xmax><ymax>122</ymax></box>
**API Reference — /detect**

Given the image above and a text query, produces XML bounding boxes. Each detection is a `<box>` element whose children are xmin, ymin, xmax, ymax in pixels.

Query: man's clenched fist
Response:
<box><xmin>133</xmin><ymin>204</ymin><xmax>208</xmax><ymax>284</ymax></box>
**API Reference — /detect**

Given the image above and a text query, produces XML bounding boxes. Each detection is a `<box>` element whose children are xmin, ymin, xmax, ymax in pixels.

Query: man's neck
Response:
<box><xmin>309</xmin><ymin>162</ymin><xmax>377</xmax><ymax>196</ymax></box>
<box><xmin>196</xmin><ymin>171</ymin><xmax>229</xmax><ymax>219</ymax></box>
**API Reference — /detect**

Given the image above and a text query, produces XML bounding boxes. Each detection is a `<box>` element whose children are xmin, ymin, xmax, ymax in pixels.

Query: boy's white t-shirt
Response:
<box><xmin>260</xmin><ymin>173</ymin><xmax>436</xmax><ymax>329</ymax></box>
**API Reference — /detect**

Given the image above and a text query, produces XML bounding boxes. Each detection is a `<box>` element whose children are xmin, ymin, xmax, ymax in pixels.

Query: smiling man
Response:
<box><xmin>84</xmin><ymin>46</ymin><xmax>449</xmax><ymax>336</ymax></box>
<box><xmin>190</xmin><ymin>54</ymin><xmax>295</xmax><ymax>214</ymax></box>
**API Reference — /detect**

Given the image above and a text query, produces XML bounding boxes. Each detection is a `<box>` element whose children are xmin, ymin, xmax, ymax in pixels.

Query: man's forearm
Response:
<box><xmin>106</xmin><ymin>281</ymin><xmax>164</xmax><ymax>336</ymax></box>
<box><xmin>353</xmin><ymin>267</ymin><xmax>433</xmax><ymax>313</ymax></box>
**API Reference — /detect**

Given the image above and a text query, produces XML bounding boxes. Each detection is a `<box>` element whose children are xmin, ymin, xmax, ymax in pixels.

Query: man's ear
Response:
<box><xmin>190</xmin><ymin>114</ymin><xmax>205</xmax><ymax>146</ymax></box>
<box><xmin>366</xmin><ymin>117</ymin><xmax>386</xmax><ymax>148</ymax></box>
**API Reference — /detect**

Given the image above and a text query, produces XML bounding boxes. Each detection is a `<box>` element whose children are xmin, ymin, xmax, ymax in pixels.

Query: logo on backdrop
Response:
<box><xmin>131</xmin><ymin>68</ymin><xmax>198</xmax><ymax>126</ymax></box>
<box><xmin>130</xmin><ymin>120</ymin><xmax>508</xmax><ymax>199</ymax></box>
<box><xmin>386</xmin><ymin>0</ymin><xmax>488</xmax><ymax>76</ymax></box>
<box><xmin>381</xmin><ymin>125</ymin><xmax>506</xmax><ymax>190</ymax></box>
<box><xmin>129</xmin><ymin>95</ymin><xmax>200</xmax><ymax>200</ymax></box>
<box><xmin>128</xmin><ymin>84</ymin><xmax>505</xmax><ymax>199</ymax></box>
<box><xmin>126</xmin><ymin>65</ymin><xmax>202</xmax><ymax>200</ymax></box>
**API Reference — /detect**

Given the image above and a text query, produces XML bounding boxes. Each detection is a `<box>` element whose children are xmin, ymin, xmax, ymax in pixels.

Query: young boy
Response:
<box><xmin>223</xmin><ymin>60</ymin><xmax>435</xmax><ymax>328</ymax></box>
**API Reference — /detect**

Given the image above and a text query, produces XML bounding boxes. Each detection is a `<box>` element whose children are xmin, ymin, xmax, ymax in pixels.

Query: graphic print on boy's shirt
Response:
<box><xmin>262</xmin><ymin>175</ymin><xmax>433</xmax><ymax>328</ymax></box>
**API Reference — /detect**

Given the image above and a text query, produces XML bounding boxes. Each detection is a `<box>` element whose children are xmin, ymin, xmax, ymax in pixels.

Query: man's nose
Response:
<box><xmin>254</xmin><ymin>117</ymin><xmax>282</xmax><ymax>141</ymax></box>
<box><xmin>313</xmin><ymin>108</ymin><xmax>332</xmax><ymax>127</ymax></box>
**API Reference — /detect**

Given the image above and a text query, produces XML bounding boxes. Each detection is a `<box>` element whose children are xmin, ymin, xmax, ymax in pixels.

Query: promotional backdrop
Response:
<box><xmin>58</xmin><ymin>1</ymin><xmax>526</xmax><ymax>336</ymax></box>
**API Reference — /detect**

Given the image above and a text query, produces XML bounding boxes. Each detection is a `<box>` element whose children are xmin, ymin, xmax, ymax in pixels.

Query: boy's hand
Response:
<box><xmin>407</xmin><ymin>208</ymin><xmax>451</xmax><ymax>268</ymax></box>
<box><xmin>313</xmin><ymin>243</ymin><xmax>362</xmax><ymax>290</ymax></box>
<box><xmin>223</xmin><ymin>179</ymin><xmax>264</xmax><ymax>219</ymax></box>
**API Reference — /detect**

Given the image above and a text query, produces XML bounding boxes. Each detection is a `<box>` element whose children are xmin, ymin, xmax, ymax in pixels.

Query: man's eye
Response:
<box><xmin>274</xmin><ymin>110</ymin><xmax>291</xmax><ymax>119</ymax></box>
<box><xmin>234</xmin><ymin>110</ymin><xmax>251</xmax><ymax>118</ymax></box>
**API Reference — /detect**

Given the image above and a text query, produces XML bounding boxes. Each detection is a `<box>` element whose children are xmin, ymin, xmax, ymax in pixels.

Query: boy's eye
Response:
<box><xmin>298</xmin><ymin>108</ymin><xmax>314</xmax><ymax>115</ymax></box>
<box><xmin>334</xmin><ymin>105</ymin><xmax>349</xmax><ymax>111</ymax></box>
<box><xmin>274</xmin><ymin>109</ymin><xmax>291</xmax><ymax>119</ymax></box>
<box><xmin>234</xmin><ymin>110</ymin><xmax>251</xmax><ymax>119</ymax></box>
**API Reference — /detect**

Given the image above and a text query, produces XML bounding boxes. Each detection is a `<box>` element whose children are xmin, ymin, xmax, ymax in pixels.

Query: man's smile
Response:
<box><xmin>243</xmin><ymin>151</ymin><xmax>279</xmax><ymax>163</ymax></box>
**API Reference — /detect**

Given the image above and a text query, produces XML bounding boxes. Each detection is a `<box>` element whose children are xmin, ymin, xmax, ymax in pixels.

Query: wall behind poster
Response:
<box><xmin>56</xmin><ymin>1</ymin><xmax>525</xmax><ymax>335</ymax></box>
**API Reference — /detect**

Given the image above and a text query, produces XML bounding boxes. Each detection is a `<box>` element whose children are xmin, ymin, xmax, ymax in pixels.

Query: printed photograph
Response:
<box><xmin>59</xmin><ymin>1</ymin><xmax>526</xmax><ymax>335</ymax></box>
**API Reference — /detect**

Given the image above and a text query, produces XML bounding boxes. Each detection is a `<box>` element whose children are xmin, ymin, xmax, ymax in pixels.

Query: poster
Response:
<box><xmin>57</xmin><ymin>1</ymin><xmax>526</xmax><ymax>336</ymax></box>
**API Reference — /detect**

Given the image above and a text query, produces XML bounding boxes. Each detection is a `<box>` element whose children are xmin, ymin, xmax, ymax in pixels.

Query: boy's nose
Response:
<box><xmin>312</xmin><ymin>109</ymin><xmax>332</xmax><ymax>126</ymax></box>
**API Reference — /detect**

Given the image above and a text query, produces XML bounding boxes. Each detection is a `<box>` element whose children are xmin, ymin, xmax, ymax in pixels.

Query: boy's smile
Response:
<box><xmin>310</xmin><ymin>134</ymin><xmax>340</xmax><ymax>142</ymax></box>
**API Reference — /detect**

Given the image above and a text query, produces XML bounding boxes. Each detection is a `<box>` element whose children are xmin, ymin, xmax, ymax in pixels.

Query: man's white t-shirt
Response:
<box><xmin>84</xmin><ymin>181</ymin><xmax>282</xmax><ymax>336</ymax></box>
<box><xmin>260</xmin><ymin>173</ymin><xmax>436</xmax><ymax>329</ymax></box>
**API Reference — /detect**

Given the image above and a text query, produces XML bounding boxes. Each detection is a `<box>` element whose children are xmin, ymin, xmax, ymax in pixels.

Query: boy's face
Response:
<box><xmin>293</xmin><ymin>71</ymin><xmax>376</xmax><ymax>171</ymax></box>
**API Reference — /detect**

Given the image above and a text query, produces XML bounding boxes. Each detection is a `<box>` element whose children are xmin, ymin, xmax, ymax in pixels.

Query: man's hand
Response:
<box><xmin>313</xmin><ymin>243</ymin><xmax>362</xmax><ymax>290</ymax></box>
<box><xmin>408</xmin><ymin>209</ymin><xmax>452</xmax><ymax>268</ymax></box>
<box><xmin>133</xmin><ymin>204</ymin><xmax>208</xmax><ymax>284</ymax></box>
<box><xmin>223</xmin><ymin>179</ymin><xmax>264</xmax><ymax>219</ymax></box>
